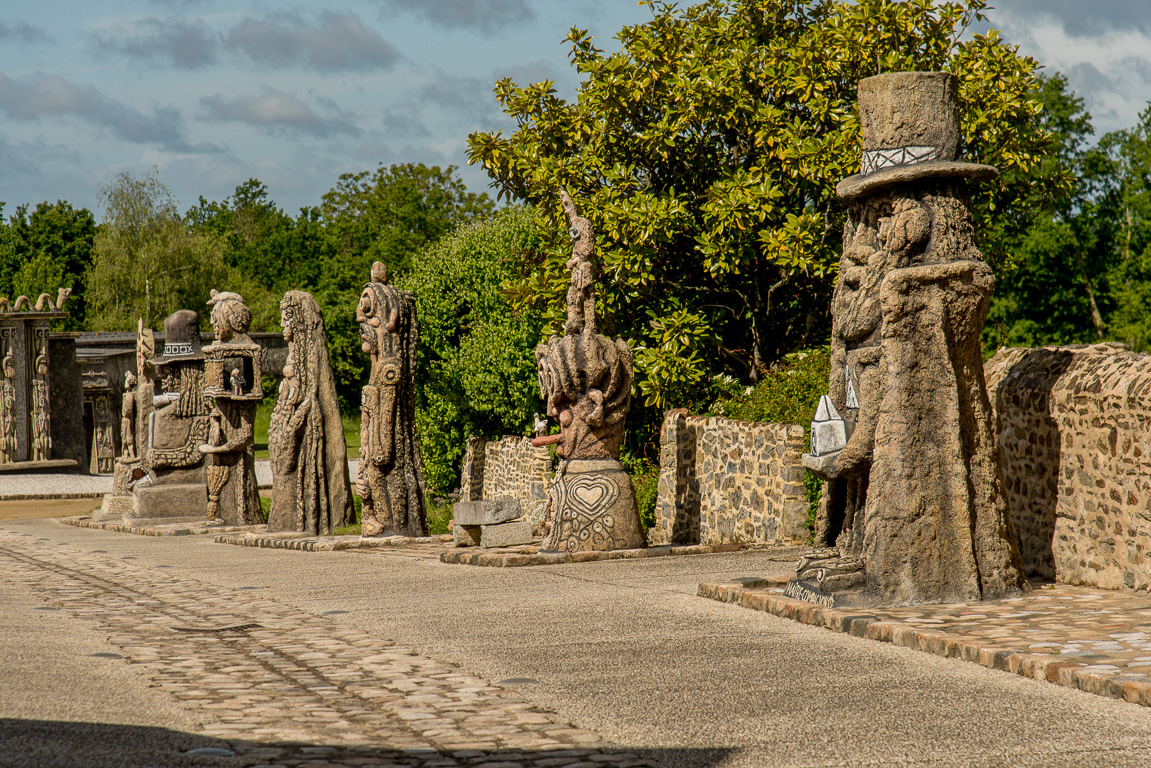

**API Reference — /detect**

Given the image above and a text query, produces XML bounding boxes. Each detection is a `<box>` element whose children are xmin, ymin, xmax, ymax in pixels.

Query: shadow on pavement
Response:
<box><xmin>0</xmin><ymin>718</ymin><xmax>735</xmax><ymax>768</ymax></box>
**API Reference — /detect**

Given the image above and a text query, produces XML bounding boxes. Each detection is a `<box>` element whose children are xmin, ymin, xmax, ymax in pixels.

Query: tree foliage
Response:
<box><xmin>87</xmin><ymin>169</ymin><xmax>229</xmax><ymax>331</ymax></box>
<box><xmin>468</xmin><ymin>0</ymin><xmax>1067</xmax><ymax>418</ymax></box>
<box><xmin>0</xmin><ymin>201</ymin><xmax>96</xmax><ymax>328</ymax></box>
<box><xmin>398</xmin><ymin>206</ymin><xmax>545</xmax><ymax>492</ymax></box>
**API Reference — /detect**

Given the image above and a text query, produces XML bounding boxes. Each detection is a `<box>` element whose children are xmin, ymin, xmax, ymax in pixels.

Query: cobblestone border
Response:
<box><xmin>442</xmin><ymin>543</ymin><xmax>748</xmax><ymax>567</ymax></box>
<box><xmin>1</xmin><ymin>492</ymin><xmax>105</xmax><ymax>501</ymax></box>
<box><xmin>698</xmin><ymin>580</ymin><xmax>1151</xmax><ymax>708</ymax></box>
<box><xmin>63</xmin><ymin>516</ymin><xmax>263</xmax><ymax>537</ymax></box>
<box><xmin>215</xmin><ymin>532</ymin><xmax>455</xmax><ymax>551</ymax></box>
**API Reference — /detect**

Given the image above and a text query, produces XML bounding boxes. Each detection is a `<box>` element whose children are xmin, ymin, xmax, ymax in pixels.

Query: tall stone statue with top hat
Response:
<box><xmin>798</xmin><ymin>72</ymin><xmax>1027</xmax><ymax>606</ymax></box>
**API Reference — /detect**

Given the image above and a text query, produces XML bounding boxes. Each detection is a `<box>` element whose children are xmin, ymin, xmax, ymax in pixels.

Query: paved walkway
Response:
<box><xmin>5</xmin><ymin>517</ymin><xmax>1151</xmax><ymax>767</ymax></box>
<box><xmin>701</xmin><ymin>578</ymin><xmax>1151</xmax><ymax>706</ymax></box>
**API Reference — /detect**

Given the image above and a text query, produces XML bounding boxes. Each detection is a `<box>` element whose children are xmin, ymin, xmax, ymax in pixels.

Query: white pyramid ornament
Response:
<box><xmin>810</xmin><ymin>394</ymin><xmax>848</xmax><ymax>457</ymax></box>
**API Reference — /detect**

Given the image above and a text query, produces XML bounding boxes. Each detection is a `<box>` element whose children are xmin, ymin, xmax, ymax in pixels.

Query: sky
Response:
<box><xmin>0</xmin><ymin>1</ymin><xmax>1148</xmax><ymax>218</ymax></box>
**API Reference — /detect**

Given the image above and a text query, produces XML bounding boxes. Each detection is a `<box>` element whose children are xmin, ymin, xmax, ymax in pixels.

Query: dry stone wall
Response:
<box><xmin>986</xmin><ymin>343</ymin><xmax>1151</xmax><ymax>590</ymax></box>
<box><xmin>649</xmin><ymin>410</ymin><xmax>808</xmax><ymax>546</ymax></box>
<box><xmin>459</xmin><ymin>436</ymin><xmax>553</xmax><ymax>527</ymax></box>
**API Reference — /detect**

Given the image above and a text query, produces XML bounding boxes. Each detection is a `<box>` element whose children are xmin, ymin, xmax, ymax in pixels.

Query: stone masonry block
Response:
<box><xmin>453</xmin><ymin>524</ymin><xmax>481</xmax><ymax>547</ymax></box>
<box><xmin>479</xmin><ymin>519</ymin><xmax>533</xmax><ymax>548</ymax></box>
<box><xmin>453</xmin><ymin>499</ymin><xmax>522</xmax><ymax>526</ymax></box>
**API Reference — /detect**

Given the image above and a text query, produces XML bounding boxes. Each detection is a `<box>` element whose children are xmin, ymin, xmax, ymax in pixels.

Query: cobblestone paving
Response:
<box><xmin>701</xmin><ymin>578</ymin><xmax>1151</xmax><ymax>707</ymax></box>
<box><xmin>0</xmin><ymin>530</ymin><xmax>658</xmax><ymax>767</ymax></box>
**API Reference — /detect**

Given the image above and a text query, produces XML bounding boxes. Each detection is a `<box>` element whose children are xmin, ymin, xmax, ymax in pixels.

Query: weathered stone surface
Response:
<box><xmin>534</xmin><ymin>190</ymin><xmax>643</xmax><ymax>552</ymax></box>
<box><xmin>543</xmin><ymin>459</ymin><xmax>644</xmax><ymax>552</ymax></box>
<box><xmin>479</xmin><ymin>519</ymin><xmax>533</xmax><ymax>548</ymax></box>
<box><xmin>454</xmin><ymin>499</ymin><xmax>522</xmax><ymax>526</ymax></box>
<box><xmin>648</xmin><ymin>410</ymin><xmax>807</xmax><ymax>547</ymax></box>
<box><xmin>801</xmin><ymin>71</ymin><xmax>1027</xmax><ymax>606</ymax></box>
<box><xmin>452</xmin><ymin>524</ymin><xmax>481</xmax><ymax>548</ymax></box>
<box><xmin>199</xmin><ymin>290</ymin><xmax>262</xmax><ymax>526</ymax></box>
<box><xmin>985</xmin><ymin>343</ymin><xmax>1151</xmax><ymax>590</ymax></box>
<box><xmin>267</xmin><ymin>290</ymin><xmax>353</xmax><ymax>534</ymax></box>
<box><xmin>131</xmin><ymin>482</ymin><xmax>205</xmax><ymax>520</ymax></box>
<box><xmin>460</xmin><ymin>436</ymin><xmax>553</xmax><ymax>533</ymax></box>
<box><xmin>356</xmin><ymin>262</ymin><xmax>427</xmax><ymax>538</ymax></box>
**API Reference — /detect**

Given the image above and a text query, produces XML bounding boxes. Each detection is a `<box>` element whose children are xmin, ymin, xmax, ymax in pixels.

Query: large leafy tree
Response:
<box><xmin>87</xmin><ymin>169</ymin><xmax>229</xmax><ymax>331</ymax></box>
<box><xmin>468</xmin><ymin>0</ymin><xmax>1069</xmax><ymax>412</ymax></box>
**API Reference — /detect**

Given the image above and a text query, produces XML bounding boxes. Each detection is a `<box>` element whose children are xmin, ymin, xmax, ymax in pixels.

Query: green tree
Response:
<box><xmin>985</xmin><ymin>74</ymin><xmax>1114</xmax><ymax>349</ymax></box>
<box><xmin>468</xmin><ymin>0</ymin><xmax>1068</xmax><ymax>418</ymax></box>
<box><xmin>1102</xmin><ymin>104</ymin><xmax>1151</xmax><ymax>350</ymax></box>
<box><xmin>397</xmin><ymin>206</ymin><xmax>546</xmax><ymax>492</ymax></box>
<box><xmin>0</xmin><ymin>200</ymin><xmax>97</xmax><ymax>327</ymax></box>
<box><xmin>315</xmin><ymin>163</ymin><xmax>495</xmax><ymax>411</ymax></box>
<box><xmin>87</xmin><ymin>169</ymin><xmax>229</xmax><ymax>331</ymax></box>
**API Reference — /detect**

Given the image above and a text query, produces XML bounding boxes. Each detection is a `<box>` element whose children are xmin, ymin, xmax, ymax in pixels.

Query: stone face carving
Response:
<box><xmin>355</xmin><ymin>263</ymin><xmax>427</xmax><ymax>538</ymax></box>
<box><xmin>267</xmin><ymin>290</ymin><xmax>353</xmax><ymax>534</ymax></box>
<box><xmin>200</xmin><ymin>290</ymin><xmax>262</xmax><ymax>526</ymax></box>
<box><xmin>799</xmin><ymin>72</ymin><xmax>1027</xmax><ymax>605</ymax></box>
<box><xmin>532</xmin><ymin>189</ymin><xmax>644</xmax><ymax>552</ymax></box>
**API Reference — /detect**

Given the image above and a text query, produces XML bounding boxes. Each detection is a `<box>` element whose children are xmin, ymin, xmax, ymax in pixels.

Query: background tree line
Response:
<box><xmin>5</xmin><ymin>0</ymin><xmax>1151</xmax><ymax>492</ymax></box>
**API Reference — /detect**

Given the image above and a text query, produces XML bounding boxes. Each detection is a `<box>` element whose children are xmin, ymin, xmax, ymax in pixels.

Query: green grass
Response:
<box><xmin>324</xmin><ymin>494</ymin><xmax>451</xmax><ymax>537</ymax></box>
<box><xmin>253</xmin><ymin>402</ymin><xmax>361</xmax><ymax>460</ymax></box>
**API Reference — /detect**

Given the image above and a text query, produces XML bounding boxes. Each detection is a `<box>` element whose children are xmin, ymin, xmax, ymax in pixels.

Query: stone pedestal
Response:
<box><xmin>542</xmin><ymin>459</ymin><xmax>644</xmax><ymax>552</ymax></box>
<box><xmin>451</xmin><ymin>499</ymin><xmax>533</xmax><ymax>548</ymax></box>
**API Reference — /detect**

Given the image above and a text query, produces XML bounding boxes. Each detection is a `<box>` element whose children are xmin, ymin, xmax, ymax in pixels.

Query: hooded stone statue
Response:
<box><xmin>799</xmin><ymin>72</ymin><xmax>1028</xmax><ymax>606</ymax></box>
<box><xmin>267</xmin><ymin>290</ymin><xmax>354</xmax><ymax>534</ymax></box>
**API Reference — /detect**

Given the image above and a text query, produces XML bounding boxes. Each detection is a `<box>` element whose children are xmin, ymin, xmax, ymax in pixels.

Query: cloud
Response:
<box><xmin>0</xmin><ymin>20</ymin><xmax>49</xmax><ymax>43</ymax></box>
<box><xmin>224</xmin><ymin>11</ymin><xmax>398</xmax><ymax>72</ymax></box>
<box><xmin>0</xmin><ymin>71</ymin><xmax>218</xmax><ymax>153</ymax></box>
<box><xmin>90</xmin><ymin>17</ymin><xmax>218</xmax><ymax>69</ymax></box>
<box><xmin>199</xmin><ymin>89</ymin><xmax>361</xmax><ymax>138</ymax></box>
<box><xmin>494</xmin><ymin>59</ymin><xmax>562</xmax><ymax>86</ymax></box>
<box><xmin>373</xmin><ymin>0</ymin><xmax>533</xmax><ymax>33</ymax></box>
<box><xmin>420</xmin><ymin>73</ymin><xmax>505</xmax><ymax>124</ymax></box>
<box><xmin>988</xmin><ymin>1</ymin><xmax>1151</xmax><ymax>37</ymax></box>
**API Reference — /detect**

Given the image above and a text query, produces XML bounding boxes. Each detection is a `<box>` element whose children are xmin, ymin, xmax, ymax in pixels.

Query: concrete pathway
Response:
<box><xmin>3</xmin><ymin>517</ymin><xmax>1151</xmax><ymax>767</ymax></box>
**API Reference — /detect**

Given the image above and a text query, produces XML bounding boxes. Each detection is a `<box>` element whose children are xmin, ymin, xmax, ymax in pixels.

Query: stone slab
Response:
<box><xmin>0</xmin><ymin>459</ymin><xmax>80</xmax><ymax>473</ymax></box>
<box><xmin>453</xmin><ymin>499</ymin><xmax>521</xmax><ymax>526</ymax></box>
<box><xmin>479</xmin><ymin>519</ymin><xmax>532</xmax><ymax>548</ymax></box>
<box><xmin>131</xmin><ymin>483</ymin><xmax>206</xmax><ymax>520</ymax></box>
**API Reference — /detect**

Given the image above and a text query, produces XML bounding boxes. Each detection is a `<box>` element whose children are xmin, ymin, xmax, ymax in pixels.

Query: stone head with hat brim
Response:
<box><xmin>836</xmin><ymin>72</ymin><xmax>997</xmax><ymax>200</ymax></box>
<box><xmin>151</xmin><ymin>309</ymin><xmax>204</xmax><ymax>365</ymax></box>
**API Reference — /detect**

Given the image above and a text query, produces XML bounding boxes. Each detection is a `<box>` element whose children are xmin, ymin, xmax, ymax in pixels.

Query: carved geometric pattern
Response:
<box><xmin>860</xmin><ymin>145</ymin><xmax>940</xmax><ymax>175</ymax></box>
<box><xmin>150</xmin><ymin>415</ymin><xmax>210</xmax><ymax>467</ymax></box>
<box><xmin>548</xmin><ymin>473</ymin><xmax>621</xmax><ymax>551</ymax></box>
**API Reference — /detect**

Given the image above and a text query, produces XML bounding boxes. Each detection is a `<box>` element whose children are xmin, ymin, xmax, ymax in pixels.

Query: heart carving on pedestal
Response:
<box><xmin>566</xmin><ymin>475</ymin><xmax>619</xmax><ymax>517</ymax></box>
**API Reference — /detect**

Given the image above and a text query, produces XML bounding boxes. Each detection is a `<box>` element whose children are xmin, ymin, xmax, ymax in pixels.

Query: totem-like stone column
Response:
<box><xmin>532</xmin><ymin>189</ymin><xmax>644</xmax><ymax>552</ymax></box>
<box><xmin>798</xmin><ymin>72</ymin><xmax>1027</xmax><ymax>606</ymax></box>
<box><xmin>356</xmin><ymin>263</ymin><xmax>427</xmax><ymax>538</ymax></box>
<box><xmin>200</xmin><ymin>290</ymin><xmax>263</xmax><ymax>526</ymax></box>
<box><xmin>267</xmin><ymin>290</ymin><xmax>353</xmax><ymax>534</ymax></box>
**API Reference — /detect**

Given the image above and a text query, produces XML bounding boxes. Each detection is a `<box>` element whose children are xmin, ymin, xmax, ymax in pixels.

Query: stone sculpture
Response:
<box><xmin>0</xmin><ymin>350</ymin><xmax>14</xmax><ymax>464</ymax></box>
<box><xmin>120</xmin><ymin>371</ymin><xmax>137</xmax><ymax>461</ymax></box>
<box><xmin>531</xmin><ymin>189</ymin><xmax>644</xmax><ymax>552</ymax></box>
<box><xmin>799</xmin><ymin>72</ymin><xmax>1027</xmax><ymax>605</ymax></box>
<box><xmin>200</xmin><ymin>290</ymin><xmax>262</xmax><ymax>526</ymax></box>
<box><xmin>30</xmin><ymin>350</ymin><xmax>50</xmax><ymax>461</ymax></box>
<box><xmin>267</xmin><ymin>290</ymin><xmax>353</xmax><ymax>534</ymax></box>
<box><xmin>355</xmin><ymin>263</ymin><xmax>427</xmax><ymax>538</ymax></box>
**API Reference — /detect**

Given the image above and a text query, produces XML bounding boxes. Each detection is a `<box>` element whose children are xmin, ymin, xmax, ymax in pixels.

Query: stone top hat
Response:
<box><xmin>836</xmin><ymin>72</ymin><xmax>997</xmax><ymax>199</ymax></box>
<box><xmin>151</xmin><ymin>309</ymin><xmax>204</xmax><ymax>364</ymax></box>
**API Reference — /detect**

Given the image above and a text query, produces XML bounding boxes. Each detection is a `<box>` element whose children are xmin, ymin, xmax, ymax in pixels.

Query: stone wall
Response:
<box><xmin>459</xmin><ymin>436</ymin><xmax>553</xmax><ymax>526</ymax></box>
<box><xmin>648</xmin><ymin>410</ymin><xmax>808</xmax><ymax>546</ymax></box>
<box><xmin>986</xmin><ymin>343</ymin><xmax>1151</xmax><ymax>590</ymax></box>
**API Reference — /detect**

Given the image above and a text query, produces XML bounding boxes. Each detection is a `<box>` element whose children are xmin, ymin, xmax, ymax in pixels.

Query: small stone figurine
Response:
<box><xmin>355</xmin><ymin>263</ymin><xmax>427</xmax><ymax>538</ymax></box>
